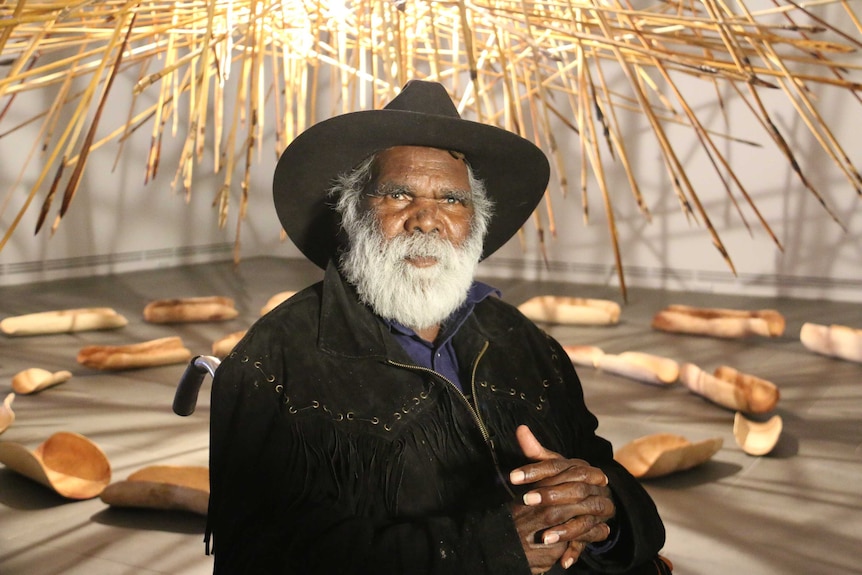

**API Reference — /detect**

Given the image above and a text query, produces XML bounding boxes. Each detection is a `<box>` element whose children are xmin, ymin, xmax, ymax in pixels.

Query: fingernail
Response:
<box><xmin>523</xmin><ymin>492</ymin><xmax>541</xmax><ymax>505</ymax></box>
<box><xmin>563</xmin><ymin>557</ymin><xmax>574</xmax><ymax>569</ymax></box>
<box><xmin>510</xmin><ymin>470</ymin><xmax>525</xmax><ymax>484</ymax></box>
<box><xmin>543</xmin><ymin>532</ymin><xmax>560</xmax><ymax>545</ymax></box>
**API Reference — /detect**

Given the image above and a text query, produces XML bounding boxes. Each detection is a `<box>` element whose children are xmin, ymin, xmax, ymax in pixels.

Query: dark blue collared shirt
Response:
<box><xmin>383</xmin><ymin>281</ymin><xmax>499</xmax><ymax>392</ymax></box>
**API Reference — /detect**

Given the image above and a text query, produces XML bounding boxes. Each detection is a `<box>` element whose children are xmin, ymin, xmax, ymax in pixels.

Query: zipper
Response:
<box><xmin>469</xmin><ymin>341</ymin><xmax>518</xmax><ymax>499</ymax></box>
<box><xmin>387</xmin><ymin>340</ymin><xmax>517</xmax><ymax>499</ymax></box>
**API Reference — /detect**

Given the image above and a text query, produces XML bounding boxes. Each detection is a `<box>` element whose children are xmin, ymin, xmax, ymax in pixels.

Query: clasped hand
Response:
<box><xmin>509</xmin><ymin>425</ymin><xmax>615</xmax><ymax>573</ymax></box>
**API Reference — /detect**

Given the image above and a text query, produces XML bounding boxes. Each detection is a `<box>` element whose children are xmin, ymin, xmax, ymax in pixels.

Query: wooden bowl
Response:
<box><xmin>615</xmin><ymin>433</ymin><xmax>723</xmax><ymax>479</ymax></box>
<box><xmin>680</xmin><ymin>363</ymin><xmax>779</xmax><ymax>414</ymax></box>
<box><xmin>800</xmin><ymin>323</ymin><xmax>862</xmax><ymax>363</ymax></box>
<box><xmin>0</xmin><ymin>393</ymin><xmax>14</xmax><ymax>435</ymax></box>
<box><xmin>212</xmin><ymin>330</ymin><xmax>247</xmax><ymax>358</ymax></box>
<box><xmin>143</xmin><ymin>296</ymin><xmax>238</xmax><ymax>324</ymax></box>
<box><xmin>518</xmin><ymin>296</ymin><xmax>621</xmax><ymax>325</ymax></box>
<box><xmin>733</xmin><ymin>412</ymin><xmax>783</xmax><ymax>456</ymax></box>
<box><xmin>12</xmin><ymin>368</ymin><xmax>73</xmax><ymax>394</ymax></box>
<box><xmin>0</xmin><ymin>431</ymin><xmax>111</xmax><ymax>499</ymax></box>
<box><xmin>260</xmin><ymin>290</ymin><xmax>297</xmax><ymax>316</ymax></box>
<box><xmin>100</xmin><ymin>465</ymin><xmax>209</xmax><ymax>515</ymax></box>
<box><xmin>562</xmin><ymin>344</ymin><xmax>605</xmax><ymax>367</ymax></box>
<box><xmin>0</xmin><ymin>307</ymin><xmax>127</xmax><ymax>336</ymax></box>
<box><xmin>595</xmin><ymin>351</ymin><xmax>680</xmax><ymax>386</ymax></box>
<box><xmin>652</xmin><ymin>304</ymin><xmax>785</xmax><ymax>338</ymax></box>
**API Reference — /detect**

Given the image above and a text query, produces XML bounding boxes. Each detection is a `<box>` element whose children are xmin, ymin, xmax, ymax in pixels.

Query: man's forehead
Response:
<box><xmin>371</xmin><ymin>147</ymin><xmax>471</xmax><ymax>185</ymax></box>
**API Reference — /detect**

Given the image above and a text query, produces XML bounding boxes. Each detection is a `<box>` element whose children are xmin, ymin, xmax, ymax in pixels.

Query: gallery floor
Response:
<box><xmin>0</xmin><ymin>257</ymin><xmax>859</xmax><ymax>575</ymax></box>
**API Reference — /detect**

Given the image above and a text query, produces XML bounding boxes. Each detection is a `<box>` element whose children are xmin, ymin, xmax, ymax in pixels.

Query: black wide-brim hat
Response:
<box><xmin>273</xmin><ymin>80</ymin><xmax>550</xmax><ymax>269</ymax></box>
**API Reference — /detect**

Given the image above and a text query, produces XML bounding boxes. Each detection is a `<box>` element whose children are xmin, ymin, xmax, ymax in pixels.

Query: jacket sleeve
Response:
<box><xmin>543</xmin><ymin>335</ymin><xmax>666</xmax><ymax>573</ymax></box>
<box><xmin>207</xmin><ymin>347</ymin><xmax>532</xmax><ymax>575</ymax></box>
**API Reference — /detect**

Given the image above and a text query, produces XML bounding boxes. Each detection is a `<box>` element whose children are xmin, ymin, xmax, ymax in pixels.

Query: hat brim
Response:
<box><xmin>273</xmin><ymin>108</ymin><xmax>550</xmax><ymax>269</ymax></box>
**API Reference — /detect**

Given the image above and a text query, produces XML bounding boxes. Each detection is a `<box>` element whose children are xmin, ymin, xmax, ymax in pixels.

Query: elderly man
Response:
<box><xmin>206</xmin><ymin>80</ymin><xmax>668</xmax><ymax>574</ymax></box>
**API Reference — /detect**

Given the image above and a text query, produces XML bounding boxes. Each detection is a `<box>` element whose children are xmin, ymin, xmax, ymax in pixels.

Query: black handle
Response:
<box><xmin>173</xmin><ymin>355</ymin><xmax>221</xmax><ymax>416</ymax></box>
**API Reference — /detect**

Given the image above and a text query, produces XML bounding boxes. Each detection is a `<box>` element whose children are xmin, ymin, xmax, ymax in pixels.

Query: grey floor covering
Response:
<box><xmin>0</xmin><ymin>257</ymin><xmax>859</xmax><ymax>574</ymax></box>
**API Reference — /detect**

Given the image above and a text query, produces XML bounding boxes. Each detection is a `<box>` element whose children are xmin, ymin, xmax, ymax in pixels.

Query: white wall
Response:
<box><xmin>1</xmin><ymin>27</ymin><xmax>859</xmax><ymax>302</ymax></box>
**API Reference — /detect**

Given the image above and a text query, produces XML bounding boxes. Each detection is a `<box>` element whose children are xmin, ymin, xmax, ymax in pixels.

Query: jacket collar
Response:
<box><xmin>318</xmin><ymin>260</ymin><xmax>410</xmax><ymax>361</ymax></box>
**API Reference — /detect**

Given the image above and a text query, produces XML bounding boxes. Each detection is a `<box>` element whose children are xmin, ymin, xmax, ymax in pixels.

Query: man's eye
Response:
<box><xmin>389</xmin><ymin>191</ymin><xmax>405</xmax><ymax>200</ymax></box>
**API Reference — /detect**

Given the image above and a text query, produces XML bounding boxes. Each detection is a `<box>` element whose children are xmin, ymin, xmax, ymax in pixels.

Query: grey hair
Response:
<box><xmin>329</xmin><ymin>152</ymin><xmax>494</xmax><ymax>242</ymax></box>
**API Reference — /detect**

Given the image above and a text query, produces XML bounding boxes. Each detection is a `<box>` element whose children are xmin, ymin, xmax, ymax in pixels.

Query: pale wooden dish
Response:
<box><xmin>100</xmin><ymin>465</ymin><xmax>209</xmax><ymax>516</ymax></box>
<box><xmin>680</xmin><ymin>363</ymin><xmax>780</xmax><ymax>414</ymax></box>
<box><xmin>0</xmin><ymin>393</ymin><xmax>15</xmax><ymax>435</ymax></box>
<box><xmin>260</xmin><ymin>290</ymin><xmax>297</xmax><ymax>316</ymax></box>
<box><xmin>77</xmin><ymin>336</ymin><xmax>192</xmax><ymax>370</ymax></box>
<box><xmin>615</xmin><ymin>433</ymin><xmax>723</xmax><ymax>479</ymax></box>
<box><xmin>594</xmin><ymin>351</ymin><xmax>680</xmax><ymax>386</ymax></box>
<box><xmin>733</xmin><ymin>412</ymin><xmax>783</xmax><ymax>456</ymax></box>
<box><xmin>652</xmin><ymin>304</ymin><xmax>785</xmax><ymax>339</ymax></box>
<box><xmin>212</xmin><ymin>330</ymin><xmax>248</xmax><ymax>357</ymax></box>
<box><xmin>143</xmin><ymin>296</ymin><xmax>239</xmax><ymax>324</ymax></box>
<box><xmin>0</xmin><ymin>308</ymin><xmax>128</xmax><ymax>336</ymax></box>
<box><xmin>800</xmin><ymin>323</ymin><xmax>862</xmax><ymax>363</ymax></box>
<box><xmin>11</xmin><ymin>368</ymin><xmax>73</xmax><ymax>394</ymax></box>
<box><xmin>0</xmin><ymin>431</ymin><xmax>111</xmax><ymax>499</ymax></box>
<box><xmin>562</xmin><ymin>344</ymin><xmax>605</xmax><ymax>367</ymax></box>
<box><xmin>518</xmin><ymin>296</ymin><xmax>621</xmax><ymax>325</ymax></box>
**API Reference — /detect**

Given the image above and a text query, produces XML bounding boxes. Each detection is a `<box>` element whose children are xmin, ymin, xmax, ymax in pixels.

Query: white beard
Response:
<box><xmin>339</xmin><ymin>214</ymin><xmax>484</xmax><ymax>331</ymax></box>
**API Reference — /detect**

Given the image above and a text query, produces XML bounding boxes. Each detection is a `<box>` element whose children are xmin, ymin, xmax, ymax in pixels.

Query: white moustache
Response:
<box><xmin>385</xmin><ymin>233</ymin><xmax>457</xmax><ymax>266</ymax></box>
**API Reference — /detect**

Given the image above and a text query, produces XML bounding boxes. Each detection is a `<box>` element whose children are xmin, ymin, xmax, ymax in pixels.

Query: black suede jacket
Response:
<box><xmin>207</xmin><ymin>261</ymin><xmax>665</xmax><ymax>574</ymax></box>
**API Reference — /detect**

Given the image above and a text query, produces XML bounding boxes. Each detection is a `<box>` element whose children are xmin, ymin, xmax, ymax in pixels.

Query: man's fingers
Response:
<box><xmin>521</xmin><ymin>485</ymin><xmax>614</xmax><ymax>516</ymax></box>
<box><xmin>511</xmin><ymin>424</ymin><xmax>574</xmax><ymax>485</ymax></box>
<box><xmin>559</xmin><ymin>540</ymin><xmax>587</xmax><ymax>570</ymax></box>
<box><xmin>554</xmin><ymin>516</ymin><xmax>612</xmax><ymax>543</ymax></box>
<box><xmin>511</xmin><ymin>502</ymin><xmax>570</xmax><ymax>573</ymax></box>
<box><xmin>510</xmin><ymin>426</ymin><xmax>611</xmax><ymax>487</ymax></box>
<box><xmin>511</xmin><ymin>458</ymin><xmax>609</xmax><ymax>487</ymax></box>
<box><xmin>515</xmin><ymin>424</ymin><xmax>562</xmax><ymax>461</ymax></box>
<box><xmin>558</xmin><ymin>522</ymin><xmax>613</xmax><ymax>569</ymax></box>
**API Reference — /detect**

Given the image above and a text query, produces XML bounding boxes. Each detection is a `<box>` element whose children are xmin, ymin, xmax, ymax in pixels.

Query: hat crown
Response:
<box><xmin>383</xmin><ymin>80</ymin><xmax>460</xmax><ymax>118</ymax></box>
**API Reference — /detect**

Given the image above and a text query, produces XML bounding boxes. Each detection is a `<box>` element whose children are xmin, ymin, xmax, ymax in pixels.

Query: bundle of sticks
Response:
<box><xmin>1</xmin><ymin>1</ymin><xmax>860</xmax><ymax>298</ymax></box>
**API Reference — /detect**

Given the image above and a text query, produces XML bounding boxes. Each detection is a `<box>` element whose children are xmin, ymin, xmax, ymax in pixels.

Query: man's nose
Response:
<box><xmin>405</xmin><ymin>199</ymin><xmax>441</xmax><ymax>234</ymax></box>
